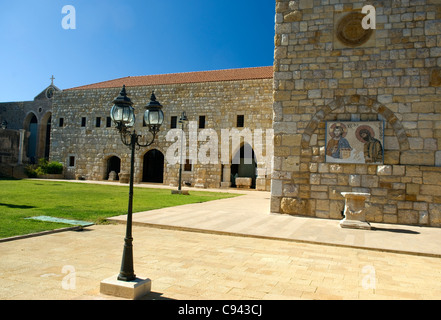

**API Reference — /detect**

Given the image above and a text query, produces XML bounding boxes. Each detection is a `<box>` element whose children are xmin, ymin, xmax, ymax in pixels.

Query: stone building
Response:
<box><xmin>271</xmin><ymin>0</ymin><xmax>441</xmax><ymax>226</ymax></box>
<box><xmin>2</xmin><ymin>0</ymin><xmax>441</xmax><ymax>228</ymax></box>
<box><xmin>0</xmin><ymin>80</ymin><xmax>60</xmax><ymax>176</ymax></box>
<box><xmin>49</xmin><ymin>67</ymin><xmax>274</xmax><ymax>190</ymax></box>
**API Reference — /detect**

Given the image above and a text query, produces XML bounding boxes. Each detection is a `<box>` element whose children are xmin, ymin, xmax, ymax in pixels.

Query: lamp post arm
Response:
<box><xmin>136</xmin><ymin>131</ymin><xmax>157</xmax><ymax>148</ymax></box>
<box><xmin>121</xmin><ymin>131</ymin><xmax>132</xmax><ymax>147</ymax></box>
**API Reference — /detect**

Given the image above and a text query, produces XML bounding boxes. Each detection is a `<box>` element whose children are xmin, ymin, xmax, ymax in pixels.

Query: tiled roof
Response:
<box><xmin>66</xmin><ymin>66</ymin><xmax>273</xmax><ymax>91</ymax></box>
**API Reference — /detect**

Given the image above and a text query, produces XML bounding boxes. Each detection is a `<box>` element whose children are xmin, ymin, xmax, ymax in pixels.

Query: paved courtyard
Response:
<box><xmin>1</xmin><ymin>183</ymin><xmax>441</xmax><ymax>300</ymax></box>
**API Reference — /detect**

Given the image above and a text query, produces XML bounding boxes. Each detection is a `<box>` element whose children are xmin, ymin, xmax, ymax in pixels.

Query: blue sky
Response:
<box><xmin>0</xmin><ymin>0</ymin><xmax>275</xmax><ymax>102</ymax></box>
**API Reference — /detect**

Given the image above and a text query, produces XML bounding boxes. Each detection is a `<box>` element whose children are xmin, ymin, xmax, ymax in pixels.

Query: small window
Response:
<box><xmin>96</xmin><ymin>117</ymin><xmax>101</xmax><ymax>128</ymax></box>
<box><xmin>184</xmin><ymin>159</ymin><xmax>192</xmax><ymax>172</ymax></box>
<box><xmin>59</xmin><ymin>118</ymin><xmax>64</xmax><ymax>127</ymax></box>
<box><xmin>199</xmin><ymin>115</ymin><xmax>206</xmax><ymax>129</ymax></box>
<box><xmin>69</xmin><ymin>156</ymin><xmax>75</xmax><ymax>167</ymax></box>
<box><xmin>106</xmin><ymin>117</ymin><xmax>112</xmax><ymax>128</ymax></box>
<box><xmin>81</xmin><ymin>117</ymin><xmax>86</xmax><ymax>127</ymax></box>
<box><xmin>237</xmin><ymin>115</ymin><xmax>244</xmax><ymax>128</ymax></box>
<box><xmin>171</xmin><ymin>116</ymin><xmax>177</xmax><ymax>129</ymax></box>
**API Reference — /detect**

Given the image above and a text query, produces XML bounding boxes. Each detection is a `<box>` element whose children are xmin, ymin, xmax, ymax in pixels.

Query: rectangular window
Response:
<box><xmin>69</xmin><ymin>156</ymin><xmax>75</xmax><ymax>167</ymax></box>
<box><xmin>96</xmin><ymin>117</ymin><xmax>101</xmax><ymax>128</ymax></box>
<box><xmin>106</xmin><ymin>117</ymin><xmax>112</xmax><ymax>128</ymax></box>
<box><xmin>237</xmin><ymin>115</ymin><xmax>244</xmax><ymax>128</ymax></box>
<box><xmin>59</xmin><ymin>118</ymin><xmax>64</xmax><ymax>127</ymax></box>
<box><xmin>171</xmin><ymin>116</ymin><xmax>177</xmax><ymax>129</ymax></box>
<box><xmin>199</xmin><ymin>115</ymin><xmax>206</xmax><ymax>129</ymax></box>
<box><xmin>81</xmin><ymin>117</ymin><xmax>86</xmax><ymax>127</ymax></box>
<box><xmin>184</xmin><ymin>159</ymin><xmax>192</xmax><ymax>172</ymax></box>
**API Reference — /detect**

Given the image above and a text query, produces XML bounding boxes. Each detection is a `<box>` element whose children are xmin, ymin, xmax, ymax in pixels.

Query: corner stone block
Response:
<box><xmin>429</xmin><ymin>204</ymin><xmax>441</xmax><ymax>227</ymax></box>
<box><xmin>280</xmin><ymin>197</ymin><xmax>314</xmax><ymax>216</ymax></box>
<box><xmin>271</xmin><ymin>179</ymin><xmax>283</xmax><ymax>197</ymax></box>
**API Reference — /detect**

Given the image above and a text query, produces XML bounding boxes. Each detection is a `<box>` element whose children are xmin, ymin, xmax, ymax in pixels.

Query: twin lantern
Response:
<box><xmin>110</xmin><ymin>85</ymin><xmax>164</xmax><ymax>132</ymax></box>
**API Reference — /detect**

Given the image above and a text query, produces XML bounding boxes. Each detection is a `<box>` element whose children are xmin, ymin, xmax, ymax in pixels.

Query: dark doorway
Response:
<box><xmin>143</xmin><ymin>149</ymin><xmax>164</xmax><ymax>183</ymax></box>
<box><xmin>231</xmin><ymin>144</ymin><xmax>257</xmax><ymax>189</ymax></box>
<box><xmin>107</xmin><ymin>156</ymin><xmax>121</xmax><ymax>180</ymax></box>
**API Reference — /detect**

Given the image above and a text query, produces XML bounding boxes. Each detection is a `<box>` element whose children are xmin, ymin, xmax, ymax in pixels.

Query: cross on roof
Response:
<box><xmin>50</xmin><ymin>75</ymin><xmax>55</xmax><ymax>85</ymax></box>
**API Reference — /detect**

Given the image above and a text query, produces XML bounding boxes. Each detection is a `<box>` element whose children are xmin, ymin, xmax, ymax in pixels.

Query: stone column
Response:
<box><xmin>255</xmin><ymin>163</ymin><xmax>267</xmax><ymax>191</ymax></box>
<box><xmin>220</xmin><ymin>164</ymin><xmax>231</xmax><ymax>188</ymax></box>
<box><xmin>17</xmin><ymin>129</ymin><xmax>26</xmax><ymax>165</ymax></box>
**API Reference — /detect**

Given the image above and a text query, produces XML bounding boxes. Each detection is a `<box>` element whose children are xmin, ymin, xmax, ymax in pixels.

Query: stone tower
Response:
<box><xmin>271</xmin><ymin>0</ymin><xmax>441</xmax><ymax>226</ymax></box>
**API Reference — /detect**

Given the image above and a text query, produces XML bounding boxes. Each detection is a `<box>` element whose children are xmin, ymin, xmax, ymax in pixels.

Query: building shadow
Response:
<box><xmin>371</xmin><ymin>226</ymin><xmax>420</xmax><ymax>234</ymax></box>
<box><xmin>140</xmin><ymin>291</ymin><xmax>176</xmax><ymax>300</ymax></box>
<box><xmin>0</xmin><ymin>202</ymin><xmax>36</xmax><ymax>209</ymax></box>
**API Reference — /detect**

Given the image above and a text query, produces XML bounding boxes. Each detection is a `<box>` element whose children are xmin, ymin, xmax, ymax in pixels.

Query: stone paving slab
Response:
<box><xmin>108</xmin><ymin>189</ymin><xmax>441</xmax><ymax>258</ymax></box>
<box><xmin>1</xmin><ymin>224</ymin><xmax>441</xmax><ymax>300</ymax></box>
<box><xmin>2</xmin><ymin>180</ymin><xmax>441</xmax><ymax>300</ymax></box>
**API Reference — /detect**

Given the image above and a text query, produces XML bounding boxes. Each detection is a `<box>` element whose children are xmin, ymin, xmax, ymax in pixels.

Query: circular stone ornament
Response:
<box><xmin>336</xmin><ymin>12</ymin><xmax>373</xmax><ymax>47</ymax></box>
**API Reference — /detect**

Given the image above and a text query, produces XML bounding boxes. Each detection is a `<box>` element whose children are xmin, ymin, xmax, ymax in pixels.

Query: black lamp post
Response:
<box><xmin>177</xmin><ymin>111</ymin><xmax>188</xmax><ymax>192</ymax></box>
<box><xmin>110</xmin><ymin>85</ymin><xmax>164</xmax><ymax>281</ymax></box>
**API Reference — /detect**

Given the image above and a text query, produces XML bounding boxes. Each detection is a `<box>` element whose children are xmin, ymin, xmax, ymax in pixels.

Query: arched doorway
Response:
<box><xmin>107</xmin><ymin>156</ymin><xmax>121</xmax><ymax>180</ymax></box>
<box><xmin>143</xmin><ymin>149</ymin><xmax>164</xmax><ymax>183</ymax></box>
<box><xmin>231</xmin><ymin>143</ymin><xmax>257</xmax><ymax>189</ymax></box>
<box><xmin>27</xmin><ymin>114</ymin><xmax>38</xmax><ymax>163</ymax></box>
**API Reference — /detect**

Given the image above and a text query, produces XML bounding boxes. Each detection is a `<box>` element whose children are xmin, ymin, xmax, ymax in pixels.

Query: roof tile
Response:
<box><xmin>66</xmin><ymin>66</ymin><xmax>273</xmax><ymax>91</ymax></box>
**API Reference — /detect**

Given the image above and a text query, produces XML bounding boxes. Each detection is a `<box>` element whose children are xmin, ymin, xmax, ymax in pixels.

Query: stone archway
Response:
<box><xmin>142</xmin><ymin>149</ymin><xmax>164</xmax><ymax>183</ymax></box>
<box><xmin>231</xmin><ymin>143</ymin><xmax>257</xmax><ymax>189</ymax></box>
<box><xmin>106</xmin><ymin>156</ymin><xmax>121</xmax><ymax>180</ymax></box>
<box><xmin>301</xmin><ymin>95</ymin><xmax>410</xmax><ymax>154</ymax></box>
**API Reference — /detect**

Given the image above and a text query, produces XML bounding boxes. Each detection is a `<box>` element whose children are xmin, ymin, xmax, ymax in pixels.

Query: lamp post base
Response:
<box><xmin>100</xmin><ymin>275</ymin><xmax>152</xmax><ymax>300</ymax></box>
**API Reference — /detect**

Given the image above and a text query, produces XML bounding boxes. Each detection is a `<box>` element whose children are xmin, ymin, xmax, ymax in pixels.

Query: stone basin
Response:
<box><xmin>340</xmin><ymin>192</ymin><xmax>371</xmax><ymax>230</ymax></box>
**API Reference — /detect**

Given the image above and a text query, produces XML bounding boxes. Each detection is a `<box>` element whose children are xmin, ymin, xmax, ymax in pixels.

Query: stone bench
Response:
<box><xmin>235</xmin><ymin>177</ymin><xmax>252</xmax><ymax>189</ymax></box>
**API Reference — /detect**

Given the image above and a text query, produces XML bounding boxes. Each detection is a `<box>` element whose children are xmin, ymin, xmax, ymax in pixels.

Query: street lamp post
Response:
<box><xmin>177</xmin><ymin>111</ymin><xmax>188</xmax><ymax>192</ymax></box>
<box><xmin>110</xmin><ymin>85</ymin><xmax>164</xmax><ymax>282</ymax></box>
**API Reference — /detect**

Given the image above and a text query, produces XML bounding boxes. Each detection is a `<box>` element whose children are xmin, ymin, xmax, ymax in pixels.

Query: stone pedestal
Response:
<box><xmin>340</xmin><ymin>192</ymin><xmax>371</xmax><ymax>230</ymax></box>
<box><xmin>100</xmin><ymin>275</ymin><xmax>151</xmax><ymax>300</ymax></box>
<box><xmin>220</xmin><ymin>181</ymin><xmax>231</xmax><ymax>188</ymax></box>
<box><xmin>108</xmin><ymin>171</ymin><xmax>117</xmax><ymax>181</ymax></box>
<box><xmin>119</xmin><ymin>173</ymin><xmax>130</xmax><ymax>184</ymax></box>
<box><xmin>235</xmin><ymin>177</ymin><xmax>252</xmax><ymax>189</ymax></box>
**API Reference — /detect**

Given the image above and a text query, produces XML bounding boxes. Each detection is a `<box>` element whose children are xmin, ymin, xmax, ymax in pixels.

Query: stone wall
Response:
<box><xmin>272</xmin><ymin>0</ymin><xmax>441</xmax><ymax>226</ymax></box>
<box><xmin>0</xmin><ymin>130</ymin><xmax>20</xmax><ymax>164</ymax></box>
<box><xmin>50</xmin><ymin>79</ymin><xmax>273</xmax><ymax>189</ymax></box>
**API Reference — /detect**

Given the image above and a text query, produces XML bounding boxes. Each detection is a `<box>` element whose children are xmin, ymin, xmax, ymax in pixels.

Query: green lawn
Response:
<box><xmin>0</xmin><ymin>179</ymin><xmax>239</xmax><ymax>239</ymax></box>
